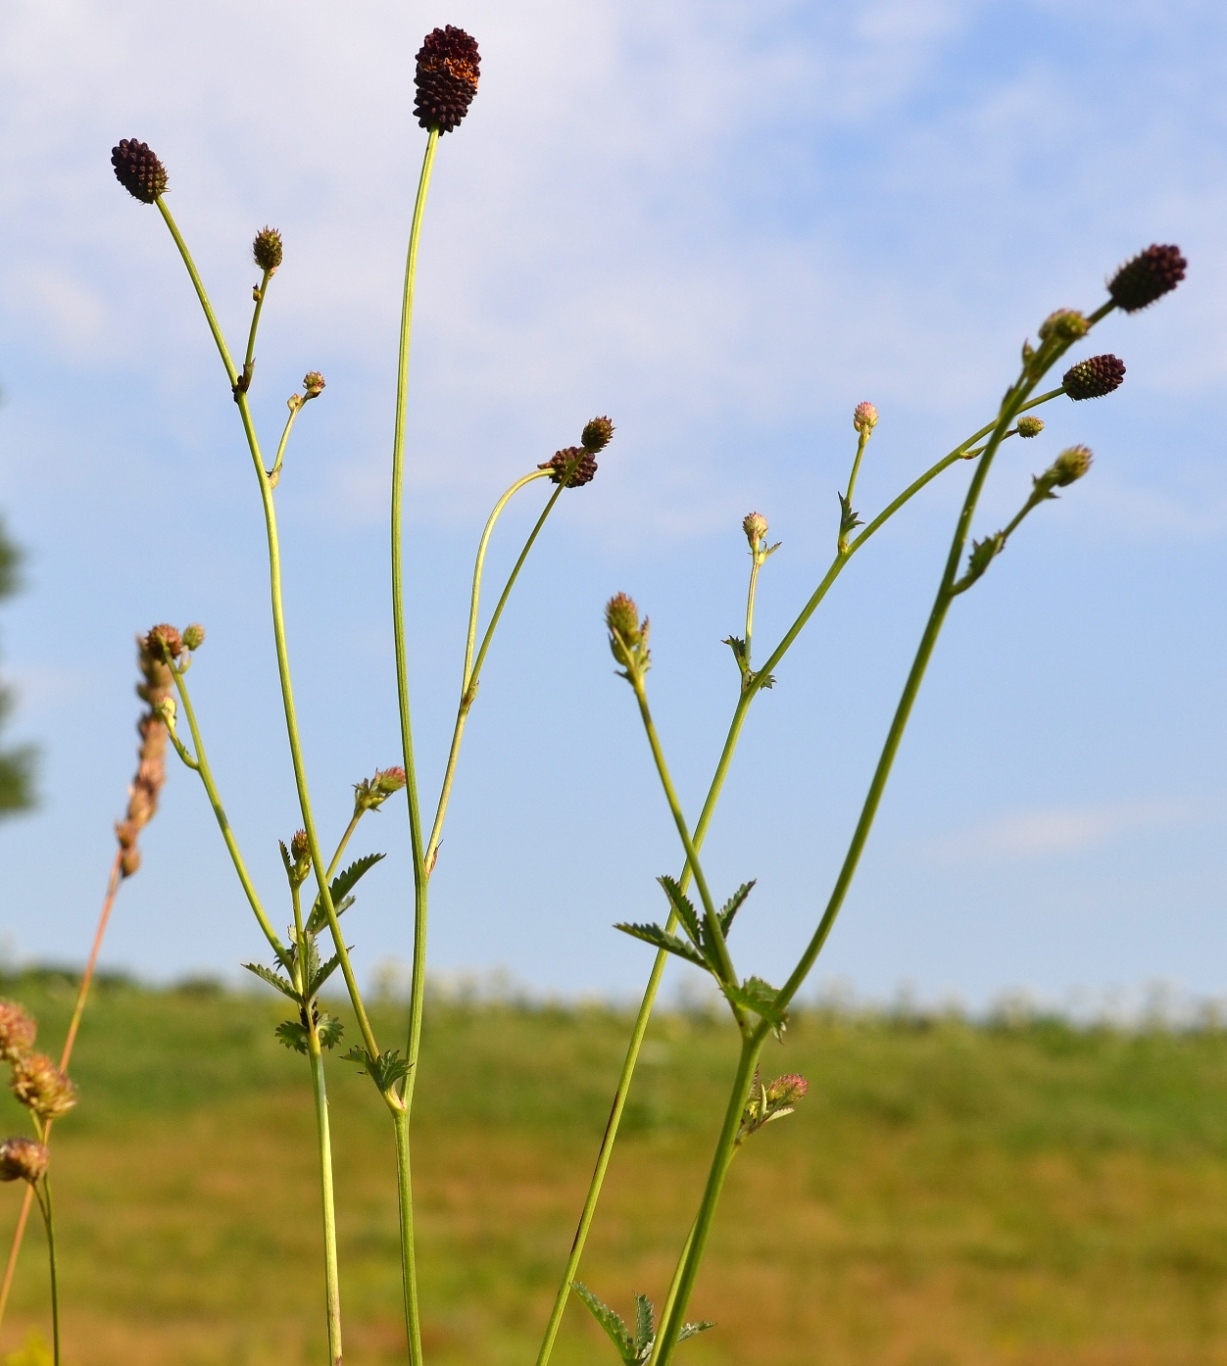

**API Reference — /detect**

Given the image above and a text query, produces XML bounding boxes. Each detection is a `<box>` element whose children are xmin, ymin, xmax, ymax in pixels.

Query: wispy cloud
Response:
<box><xmin>924</xmin><ymin>800</ymin><xmax>1194</xmax><ymax>864</ymax></box>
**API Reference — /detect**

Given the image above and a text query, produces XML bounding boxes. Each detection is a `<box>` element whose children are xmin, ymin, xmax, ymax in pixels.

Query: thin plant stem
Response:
<box><xmin>389</xmin><ymin>128</ymin><xmax>438</xmax><ymax>1366</ymax></box>
<box><xmin>534</xmin><ymin>385</ymin><xmax>1070</xmax><ymax>1366</ymax></box>
<box><xmin>269</xmin><ymin>400</ymin><xmax>302</xmax><ymax>486</ymax></box>
<box><xmin>308</xmin><ymin>1029</ymin><xmax>343</xmax><ymax>1366</ymax></box>
<box><xmin>743</xmin><ymin>554</ymin><xmax>762</xmax><ymax>672</ymax></box>
<box><xmin>170</xmin><ymin>668</ymin><xmax>285</xmax><ymax>960</ymax></box>
<box><xmin>156</xmin><ymin>196</ymin><xmax>382</xmax><ymax>1073</ymax></box>
<box><xmin>628</xmin><ymin>677</ymin><xmax>737</xmax><ymax>994</ymax></box>
<box><xmin>32</xmin><ymin>1180</ymin><xmax>60</xmax><ymax>1366</ymax></box>
<box><xmin>647</xmin><ymin>1036</ymin><xmax>763</xmax><ymax>1366</ymax></box>
<box><xmin>244</xmin><ymin>267</ymin><xmax>274</xmax><ymax>380</ymax></box>
<box><xmin>425</xmin><ymin>470</ymin><xmax>563</xmax><ymax>872</ymax></box>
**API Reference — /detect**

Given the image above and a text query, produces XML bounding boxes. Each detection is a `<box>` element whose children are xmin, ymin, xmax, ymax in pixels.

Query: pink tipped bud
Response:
<box><xmin>0</xmin><ymin>1002</ymin><xmax>36</xmax><ymax>1063</ymax></box>
<box><xmin>853</xmin><ymin>402</ymin><xmax>878</xmax><ymax>434</ymax></box>
<box><xmin>0</xmin><ymin>1137</ymin><xmax>49</xmax><ymax>1184</ymax></box>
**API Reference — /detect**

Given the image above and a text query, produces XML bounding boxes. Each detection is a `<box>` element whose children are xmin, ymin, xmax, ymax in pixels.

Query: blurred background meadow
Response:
<box><xmin>1</xmin><ymin>0</ymin><xmax>1227</xmax><ymax>1361</ymax></box>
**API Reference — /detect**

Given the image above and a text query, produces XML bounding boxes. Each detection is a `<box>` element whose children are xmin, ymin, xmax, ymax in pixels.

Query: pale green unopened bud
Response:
<box><xmin>605</xmin><ymin>593</ymin><xmax>649</xmax><ymax>676</ymax></box>
<box><xmin>182</xmin><ymin>623</ymin><xmax>206</xmax><ymax>651</ymax></box>
<box><xmin>1037</xmin><ymin>309</ymin><xmax>1089</xmax><ymax>344</ymax></box>
<box><xmin>1047</xmin><ymin>444</ymin><xmax>1093</xmax><ymax>487</ymax></box>
<box><xmin>1016</xmin><ymin>416</ymin><xmax>1044</xmax><ymax>438</ymax></box>
<box><xmin>302</xmin><ymin>372</ymin><xmax>326</xmax><ymax>401</ymax></box>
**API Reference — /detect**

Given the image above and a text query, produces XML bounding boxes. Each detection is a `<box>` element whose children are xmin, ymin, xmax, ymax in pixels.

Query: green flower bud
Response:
<box><xmin>252</xmin><ymin>227</ymin><xmax>283</xmax><ymax>274</ymax></box>
<box><xmin>1016</xmin><ymin>416</ymin><xmax>1044</xmax><ymax>438</ymax></box>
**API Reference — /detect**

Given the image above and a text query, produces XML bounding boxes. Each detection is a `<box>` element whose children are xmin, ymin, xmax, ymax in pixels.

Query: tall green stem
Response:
<box><xmin>647</xmin><ymin>1036</ymin><xmax>764</xmax><ymax>1366</ymax></box>
<box><xmin>388</xmin><ymin>129</ymin><xmax>438</xmax><ymax>1366</ymax></box>
<box><xmin>308</xmin><ymin>1030</ymin><xmax>344</xmax><ymax>1366</ymax></box>
<box><xmin>33</xmin><ymin>1180</ymin><xmax>60</xmax><ymax>1366</ymax></box>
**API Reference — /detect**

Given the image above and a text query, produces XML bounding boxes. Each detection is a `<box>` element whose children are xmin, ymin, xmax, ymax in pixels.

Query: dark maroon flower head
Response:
<box><xmin>1063</xmin><ymin>354</ymin><xmax>1126</xmax><ymax>401</ymax></box>
<box><xmin>414</xmin><ymin>26</ymin><xmax>480</xmax><ymax>134</ymax></box>
<box><xmin>539</xmin><ymin>446</ymin><xmax>597</xmax><ymax>488</ymax></box>
<box><xmin>111</xmin><ymin>139</ymin><xmax>168</xmax><ymax>203</ymax></box>
<box><xmin>1108</xmin><ymin>244</ymin><xmax>1186</xmax><ymax>312</ymax></box>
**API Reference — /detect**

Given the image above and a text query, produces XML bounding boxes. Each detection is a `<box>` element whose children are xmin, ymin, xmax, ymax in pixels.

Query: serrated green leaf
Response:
<box><xmin>306</xmin><ymin>852</ymin><xmax>386</xmax><ymax>934</ymax></box>
<box><xmin>615</xmin><ymin>922</ymin><xmax>709</xmax><ymax>970</ymax></box>
<box><xmin>275</xmin><ymin>1018</ymin><xmax>310</xmax><ymax>1054</ymax></box>
<box><xmin>724</xmin><ymin>975</ymin><xmax>788</xmax><ymax>1029</ymax></box>
<box><xmin>243</xmin><ymin>961</ymin><xmax>301</xmax><ymax>1003</ymax></box>
<box><xmin>316</xmin><ymin>1014</ymin><xmax>344</xmax><ymax>1050</ymax></box>
<box><xmin>678</xmin><ymin>1320</ymin><xmax>715</xmax><ymax>1342</ymax></box>
<box><xmin>633</xmin><ymin>1294</ymin><xmax>655</xmax><ymax>1356</ymax></box>
<box><xmin>722</xmin><ymin>635</ymin><xmax>749</xmax><ymax>674</ymax></box>
<box><xmin>342</xmin><ymin>1045</ymin><xmax>411</xmax><ymax>1092</ymax></box>
<box><xmin>717</xmin><ymin>880</ymin><xmax>756</xmax><ymax>937</ymax></box>
<box><xmin>657</xmin><ymin>876</ymin><xmax>703</xmax><ymax>950</ymax></box>
<box><xmin>573</xmin><ymin>1282</ymin><xmax>635</xmax><ymax>1365</ymax></box>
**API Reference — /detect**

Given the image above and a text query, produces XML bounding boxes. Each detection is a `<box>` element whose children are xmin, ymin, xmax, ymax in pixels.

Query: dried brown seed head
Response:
<box><xmin>0</xmin><ymin>1137</ymin><xmax>49</xmax><ymax>1184</ymax></box>
<box><xmin>1063</xmin><ymin>354</ymin><xmax>1126</xmax><ymax>400</ymax></box>
<box><xmin>414</xmin><ymin>26</ymin><xmax>481</xmax><ymax>134</ymax></box>
<box><xmin>10</xmin><ymin>1053</ymin><xmax>77</xmax><ymax>1120</ymax></box>
<box><xmin>111</xmin><ymin>139</ymin><xmax>168</xmax><ymax>203</ymax></box>
<box><xmin>1108</xmin><ymin>244</ymin><xmax>1186</xmax><ymax>312</ymax></box>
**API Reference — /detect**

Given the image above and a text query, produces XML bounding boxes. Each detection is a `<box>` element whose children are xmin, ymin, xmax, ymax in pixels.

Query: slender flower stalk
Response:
<box><xmin>388</xmin><ymin>127</ymin><xmax>438</xmax><ymax>1366</ymax></box>
<box><xmin>31</xmin><ymin>1176</ymin><xmax>60</xmax><ymax>1366</ymax></box>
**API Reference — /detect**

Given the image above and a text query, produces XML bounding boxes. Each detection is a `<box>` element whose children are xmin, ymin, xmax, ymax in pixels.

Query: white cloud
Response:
<box><xmin>924</xmin><ymin>800</ymin><xmax>1193</xmax><ymax>863</ymax></box>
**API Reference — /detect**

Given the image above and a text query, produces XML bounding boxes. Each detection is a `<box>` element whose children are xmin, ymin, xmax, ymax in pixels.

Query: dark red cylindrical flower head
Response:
<box><xmin>540</xmin><ymin>446</ymin><xmax>598</xmax><ymax>488</ymax></box>
<box><xmin>1063</xmin><ymin>354</ymin><xmax>1126</xmax><ymax>401</ymax></box>
<box><xmin>111</xmin><ymin>139</ymin><xmax>168</xmax><ymax>203</ymax></box>
<box><xmin>414</xmin><ymin>27</ymin><xmax>480</xmax><ymax>134</ymax></box>
<box><xmin>1108</xmin><ymin>244</ymin><xmax>1186</xmax><ymax>312</ymax></box>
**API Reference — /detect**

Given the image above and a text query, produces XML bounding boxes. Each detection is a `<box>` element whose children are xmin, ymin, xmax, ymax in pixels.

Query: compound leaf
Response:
<box><xmin>657</xmin><ymin>875</ymin><xmax>703</xmax><ymax>950</ymax></box>
<box><xmin>306</xmin><ymin>852</ymin><xmax>385</xmax><ymax>934</ymax></box>
<box><xmin>275</xmin><ymin>1018</ymin><xmax>310</xmax><ymax>1054</ymax></box>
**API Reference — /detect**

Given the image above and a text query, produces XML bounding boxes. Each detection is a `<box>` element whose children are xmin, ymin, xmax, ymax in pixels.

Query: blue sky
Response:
<box><xmin>0</xmin><ymin>0</ymin><xmax>1223</xmax><ymax>1009</ymax></box>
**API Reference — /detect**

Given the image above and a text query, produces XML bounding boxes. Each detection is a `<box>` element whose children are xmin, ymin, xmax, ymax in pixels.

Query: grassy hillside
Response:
<box><xmin>2</xmin><ymin>974</ymin><xmax>1227</xmax><ymax>1365</ymax></box>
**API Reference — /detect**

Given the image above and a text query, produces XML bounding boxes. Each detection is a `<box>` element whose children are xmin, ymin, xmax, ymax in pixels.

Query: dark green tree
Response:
<box><xmin>0</xmin><ymin>515</ymin><xmax>35</xmax><ymax>814</ymax></box>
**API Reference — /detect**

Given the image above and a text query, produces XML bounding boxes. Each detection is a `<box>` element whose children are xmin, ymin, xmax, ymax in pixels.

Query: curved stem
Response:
<box><xmin>156</xmin><ymin>199</ymin><xmax>238</xmax><ymax>385</ymax></box>
<box><xmin>269</xmin><ymin>401</ymin><xmax>302</xmax><ymax>486</ymax></box>
<box><xmin>172</xmin><ymin>669</ymin><xmax>285</xmax><ymax>959</ymax></box>
<box><xmin>388</xmin><ymin>129</ymin><xmax>438</xmax><ymax>1366</ymax></box>
<box><xmin>425</xmin><ymin>470</ymin><xmax>561</xmax><ymax>872</ymax></box>
<box><xmin>327</xmin><ymin>810</ymin><xmax>364</xmax><ymax>883</ymax></box>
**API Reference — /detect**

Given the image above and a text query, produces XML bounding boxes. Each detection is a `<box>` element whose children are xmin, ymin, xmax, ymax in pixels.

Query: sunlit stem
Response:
<box><xmin>244</xmin><ymin>266</ymin><xmax>274</xmax><ymax>382</ymax></box>
<box><xmin>388</xmin><ymin>126</ymin><xmax>439</xmax><ymax>1366</ymax></box>
<box><xmin>156</xmin><ymin>197</ymin><xmax>383</xmax><ymax>1076</ymax></box>
<box><xmin>627</xmin><ymin>672</ymin><xmax>739</xmax><ymax>1000</ymax></box>
<box><xmin>425</xmin><ymin>468</ymin><xmax>560</xmax><ymax>874</ymax></box>
<box><xmin>308</xmin><ymin>1026</ymin><xmax>344</xmax><ymax>1366</ymax></box>
<box><xmin>269</xmin><ymin>400</ymin><xmax>303</xmax><ymax>486</ymax></box>
<box><xmin>171</xmin><ymin>668</ymin><xmax>285</xmax><ymax>960</ymax></box>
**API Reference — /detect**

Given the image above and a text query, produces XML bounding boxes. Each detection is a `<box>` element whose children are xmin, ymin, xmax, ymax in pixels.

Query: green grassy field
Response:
<box><xmin>3</xmin><ymin>973</ymin><xmax>1227</xmax><ymax>1365</ymax></box>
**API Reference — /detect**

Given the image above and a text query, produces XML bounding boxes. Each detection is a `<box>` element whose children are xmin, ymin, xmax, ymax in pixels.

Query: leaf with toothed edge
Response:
<box><xmin>717</xmin><ymin>880</ymin><xmax>756</xmax><ymax>937</ymax></box>
<box><xmin>572</xmin><ymin>1282</ymin><xmax>635</xmax><ymax>1364</ymax></box>
<box><xmin>342</xmin><ymin>1046</ymin><xmax>411</xmax><ymax>1091</ymax></box>
<box><xmin>615</xmin><ymin>922</ymin><xmax>709</xmax><ymax>970</ymax></box>
<box><xmin>305</xmin><ymin>852</ymin><xmax>386</xmax><ymax>934</ymax></box>
<box><xmin>275</xmin><ymin>1018</ymin><xmax>310</xmax><ymax>1053</ymax></box>
<box><xmin>657</xmin><ymin>875</ymin><xmax>703</xmax><ymax>950</ymax></box>
<box><xmin>243</xmin><ymin>961</ymin><xmax>301</xmax><ymax>1002</ymax></box>
<box><xmin>633</xmin><ymin>1294</ymin><xmax>655</xmax><ymax>1357</ymax></box>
